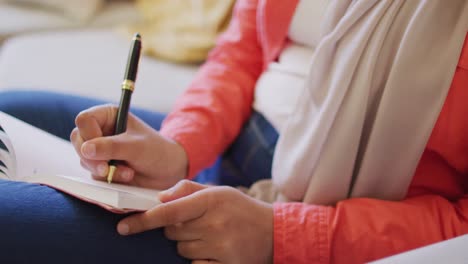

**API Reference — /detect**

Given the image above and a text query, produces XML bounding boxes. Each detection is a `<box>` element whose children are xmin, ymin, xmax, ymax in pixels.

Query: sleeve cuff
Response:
<box><xmin>273</xmin><ymin>203</ymin><xmax>332</xmax><ymax>264</ymax></box>
<box><xmin>159</xmin><ymin>114</ymin><xmax>218</xmax><ymax>180</ymax></box>
<box><xmin>160</xmin><ymin>121</ymin><xmax>199</xmax><ymax>180</ymax></box>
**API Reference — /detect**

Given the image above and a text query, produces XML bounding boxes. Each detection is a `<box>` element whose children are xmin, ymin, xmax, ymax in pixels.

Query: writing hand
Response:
<box><xmin>70</xmin><ymin>104</ymin><xmax>188</xmax><ymax>190</ymax></box>
<box><xmin>117</xmin><ymin>180</ymin><xmax>273</xmax><ymax>264</ymax></box>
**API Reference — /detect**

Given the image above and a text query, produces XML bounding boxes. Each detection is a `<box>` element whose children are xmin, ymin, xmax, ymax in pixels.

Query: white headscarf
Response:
<box><xmin>272</xmin><ymin>0</ymin><xmax>468</xmax><ymax>205</ymax></box>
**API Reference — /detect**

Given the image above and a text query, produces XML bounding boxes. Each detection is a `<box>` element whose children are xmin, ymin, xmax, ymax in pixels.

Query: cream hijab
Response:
<box><xmin>271</xmin><ymin>0</ymin><xmax>468</xmax><ymax>205</ymax></box>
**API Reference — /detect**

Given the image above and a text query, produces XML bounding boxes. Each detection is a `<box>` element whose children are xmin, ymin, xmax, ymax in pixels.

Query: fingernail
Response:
<box><xmin>82</xmin><ymin>143</ymin><xmax>96</xmax><ymax>158</ymax></box>
<box><xmin>97</xmin><ymin>164</ymin><xmax>107</xmax><ymax>176</ymax></box>
<box><xmin>117</xmin><ymin>223</ymin><xmax>129</xmax><ymax>235</ymax></box>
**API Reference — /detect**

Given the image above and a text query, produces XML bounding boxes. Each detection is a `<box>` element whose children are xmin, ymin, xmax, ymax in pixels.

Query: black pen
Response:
<box><xmin>107</xmin><ymin>33</ymin><xmax>142</xmax><ymax>184</ymax></box>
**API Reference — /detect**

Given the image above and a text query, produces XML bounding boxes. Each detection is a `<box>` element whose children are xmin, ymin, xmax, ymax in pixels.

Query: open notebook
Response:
<box><xmin>0</xmin><ymin>111</ymin><xmax>161</xmax><ymax>213</ymax></box>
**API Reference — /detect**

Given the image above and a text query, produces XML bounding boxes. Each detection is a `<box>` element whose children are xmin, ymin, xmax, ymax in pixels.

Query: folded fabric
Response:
<box><xmin>124</xmin><ymin>0</ymin><xmax>235</xmax><ymax>63</ymax></box>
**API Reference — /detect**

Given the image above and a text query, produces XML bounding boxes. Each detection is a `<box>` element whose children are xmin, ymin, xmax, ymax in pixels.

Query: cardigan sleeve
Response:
<box><xmin>159</xmin><ymin>0</ymin><xmax>264</xmax><ymax>179</ymax></box>
<box><xmin>273</xmin><ymin>194</ymin><xmax>468</xmax><ymax>264</ymax></box>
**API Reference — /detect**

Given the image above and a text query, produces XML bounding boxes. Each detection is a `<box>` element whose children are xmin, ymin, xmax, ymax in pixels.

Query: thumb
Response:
<box><xmin>159</xmin><ymin>180</ymin><xmax>208</xmax><ymax>203</ymax></box>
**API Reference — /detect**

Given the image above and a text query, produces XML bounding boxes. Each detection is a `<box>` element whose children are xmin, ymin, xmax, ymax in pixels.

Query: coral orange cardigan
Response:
<box><xmin>160</xmin><ymin>0</ymin><xmax>468</xmax><ymax>263</ymax></box>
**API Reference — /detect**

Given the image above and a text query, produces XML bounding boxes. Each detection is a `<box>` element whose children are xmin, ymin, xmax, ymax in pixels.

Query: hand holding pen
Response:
<box><xmin>71</xmin><ymin>33</ymin><xmax>188</xmax><ymax>190</ymax></box>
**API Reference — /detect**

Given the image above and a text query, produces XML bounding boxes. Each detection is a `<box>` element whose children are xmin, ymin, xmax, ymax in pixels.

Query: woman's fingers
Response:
<box><xmin>80</xmin><ymin>159</ymin><xmax>106</xmax><ymax>176</ymax></box>
<box><xmin>118</xmin><ymin>190</ymin><xmax>209</xmax><ymax>235</ymax></box>
<box><xmin>71</xmin><ymin>127</ymin><xmax>135</xmax><ymax>183</ymax></box>
<box><xmin>71</xmin><ymin>128</ymin><xmax>103</xmax><ymax>173</ymax></box>
<box><xmin>90</xmin><ymin>164</ymin><xmax>135</xmax><ymax>183</ymax></box>
<box><xmin>80</xmin><ymin>134</ymin><xmax>138</xmax><ymax>161</ymax></box>
<box><xmin>75</xmin><ymin>109</ymin><xmax>104</xmax><ymax>140</ymax></box>
<box><xmin>74</xmin><ymin>105</ymin><xmax>117</xmax><ymax>139</ymax></box>
<box><xmin>164</xmin><ymin>221</ymin><xmax>202</xmax><ymax>241</ymax></box>
<box><xmin>159</xmin><ymin>180</ymin><xmax>209</xmax><ymax>203</ymax></box>
<box><xmin>70</xmin><ymin>127</ymin><xmax>84</xmax><ymax>154</ymax></box>
<box><xmin>177</xmin><ymin>240</ymin><xmax>213</xmax><ymax>261</ymax></box>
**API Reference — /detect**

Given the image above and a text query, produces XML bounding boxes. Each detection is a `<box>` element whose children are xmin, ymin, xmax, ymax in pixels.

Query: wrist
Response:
<box><xmin>164</xmin><ymin>137</ymin><xmax>189</xmax><ymax>181</ymax></box>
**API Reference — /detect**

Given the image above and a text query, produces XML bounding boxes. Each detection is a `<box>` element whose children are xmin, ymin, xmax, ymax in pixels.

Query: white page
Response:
<box><xmin>0</xmin><ymin>112</ymin><xmax>87</xmax><ymax>179</ymax></box>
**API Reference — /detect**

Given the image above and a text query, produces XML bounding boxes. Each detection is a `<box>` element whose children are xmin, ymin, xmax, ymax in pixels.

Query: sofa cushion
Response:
<box><xmin>6</xmin><ymin>0</ymin><xmax>104</xmax><ymax>22</ymax></box>
<box><xmin>0</xmin><ymin>2</ymin><xmax>141</xmax><ymax>37</ymax></box>
<box><xmin>0</xmin><ymin>30</ymin><xmax>199</xmax><ymax>112</ymax></box>
<box><xmin>0</xmin><ymin>4</ymin><xmax>71</xmax><ymax>36</ymax></box>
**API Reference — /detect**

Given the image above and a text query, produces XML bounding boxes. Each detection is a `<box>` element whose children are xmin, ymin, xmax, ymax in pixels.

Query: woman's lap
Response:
<box><xmin>0</xmin><ymin>91</ymin><xmax>184</xmax><ymax>263</ymax></box>
<box><xmin>0</xmin><ymin>90</ymin><xmax>278</xmax><ymax>262</ymax></box>
<box><xmin>0</xmin><ymin>179</ymin><xmax>188</xmax><ymax>263</ymax></box>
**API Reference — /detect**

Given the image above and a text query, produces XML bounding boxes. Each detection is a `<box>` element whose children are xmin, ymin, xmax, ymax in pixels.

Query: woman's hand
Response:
<box><xmin>70</xmin><ymin>104</ymin><xmax>188</xmax><ymax>190</ymax></box>
<box><xmin>118</xmin><ymin>180</ymin><xmax>274</xmax><ymax>264</ymax></box>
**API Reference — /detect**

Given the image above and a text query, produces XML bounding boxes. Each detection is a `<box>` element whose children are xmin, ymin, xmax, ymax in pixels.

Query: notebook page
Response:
<box><xmin>0</xmin><ymin>112</ymin><xmax>88</xmax><ymax>180</ymax></box>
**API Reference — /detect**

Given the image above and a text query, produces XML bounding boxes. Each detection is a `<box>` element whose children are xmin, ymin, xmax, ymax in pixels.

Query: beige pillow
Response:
<box><xmin>124</xmin><ymin>0</ymin><xmax>235</xmax><ymax>63</ymax></box>
<box><xmin>5</xmin><ymin>0</ymin><xmax>104</xmax><ymax>21</ymax></box>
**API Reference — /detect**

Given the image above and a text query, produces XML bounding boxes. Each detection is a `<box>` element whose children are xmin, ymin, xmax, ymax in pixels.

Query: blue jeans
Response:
<box><xmin>0</xmin><ymin>90</ymin><xmax>279</xmax><ymax>263</ymax></box>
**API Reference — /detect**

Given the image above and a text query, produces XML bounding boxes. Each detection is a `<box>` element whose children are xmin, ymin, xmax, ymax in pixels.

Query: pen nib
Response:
<box><xmin>107</xmin><ymin>166</ymin><xmax>116</xmax><ymax>184</ymax></box>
